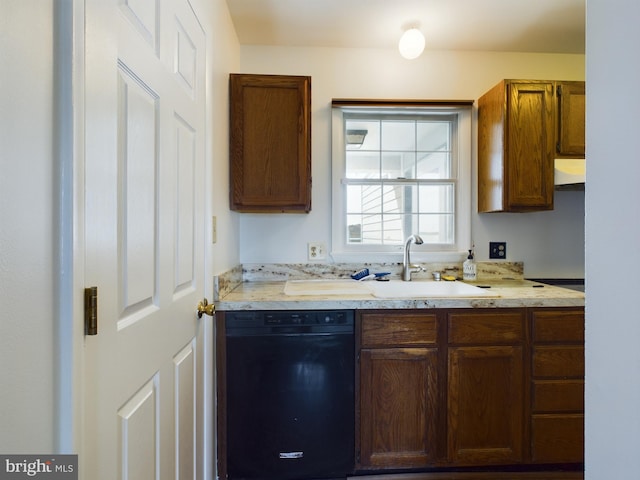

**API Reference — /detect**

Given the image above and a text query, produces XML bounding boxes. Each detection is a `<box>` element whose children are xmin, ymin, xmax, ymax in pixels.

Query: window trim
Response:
<box><xmin>331</xmin><ymin>102</ymin><xmax>473</xmax><ymax>263</ymax></box>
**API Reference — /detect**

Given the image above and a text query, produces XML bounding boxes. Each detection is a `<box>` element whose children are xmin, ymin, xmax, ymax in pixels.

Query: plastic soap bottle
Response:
<box><xmin>463</xmin><ymin>248</ymin><xmax>477</xmax><ymax>281</ymax></box>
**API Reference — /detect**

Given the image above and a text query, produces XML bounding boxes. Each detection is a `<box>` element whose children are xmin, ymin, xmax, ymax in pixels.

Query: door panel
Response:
<box><xmin>118</xmin><ymin>65</ymin><xmax>159</xmax><ymax>327</ymax></box>
<box><xmin>83</xmin><ymin>0</ymin><xmax>206</xmax><ymax>478</ymax></box>
<box><xmin>174</xmin><ymin>340</ymin><xmax>197</xmax><ymax>480</ymax></box>
<box><xmin>118</xmin><ymin>376</ymin><xmax>160</xmax><ymax>480</ymax></box>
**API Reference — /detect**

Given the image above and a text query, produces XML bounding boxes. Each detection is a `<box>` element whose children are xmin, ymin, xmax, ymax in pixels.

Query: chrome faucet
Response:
<box><xmin>403</xmin><ymin>234</ymin><xmax>424</xmax><ymax>281</ymax></box>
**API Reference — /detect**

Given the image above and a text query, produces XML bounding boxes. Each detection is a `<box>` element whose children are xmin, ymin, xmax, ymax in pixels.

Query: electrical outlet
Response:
<box><xmin>308</xmin><ymin>242</ymin><xmax>327</xmax><ymax>261</ymax></box>
<box><xmin>489</xmin><ymin>241</ymin><xmax>507</xmax><ymax>259</ymax></box>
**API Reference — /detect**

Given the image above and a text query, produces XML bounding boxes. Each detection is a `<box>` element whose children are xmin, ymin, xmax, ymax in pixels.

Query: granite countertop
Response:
<box><xmin>214</xmin><ymin>278</ymin><xmax>585</xmax><ymax>311</ymax></box>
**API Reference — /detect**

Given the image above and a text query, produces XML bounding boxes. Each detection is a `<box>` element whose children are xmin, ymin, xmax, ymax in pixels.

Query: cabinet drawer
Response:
<box><xmin>533</xmin><ymin>346</ymin><xmax>584</xmax><ymax>378</ymax></box>
<box><xmin>361</xmin><ymin>313</ymin><xmax>437</xmax><ymax>347</ymax></box>
<box><xmin>532</xmin><ymin>309</ymin><xmax>584</xmax><ymax>343</ymax></box>
<box><xmin>532</xmin><ymin>380</ymin><xmax>584</xmax><ymax>412</ymax></box>
<box><xmin>531</xmin><ymin>414</ymin><xmax>584</xmax><ymax>464</ymax></box>
<box><xmin>447</xmin><ymin>311</ymin><xmax>524</xmax><ymax>344</ymax></box>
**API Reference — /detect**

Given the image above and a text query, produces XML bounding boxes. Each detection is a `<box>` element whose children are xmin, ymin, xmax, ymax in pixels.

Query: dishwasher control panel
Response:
<box><xmin>225</xmin><ymin>310</ymin><xmax>354</xmax><ymax>334</ymax></box>
<box><xmin>265</xmin><ymin>311</ymin><xmax>351</xmax><ymax>326</ymax></box>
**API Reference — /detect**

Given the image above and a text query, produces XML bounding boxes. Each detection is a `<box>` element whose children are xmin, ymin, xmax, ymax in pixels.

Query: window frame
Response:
<box><xmin>331</xmin><ymin>101</ymin><xmax>473</xmax><ymax>263</ymax></box>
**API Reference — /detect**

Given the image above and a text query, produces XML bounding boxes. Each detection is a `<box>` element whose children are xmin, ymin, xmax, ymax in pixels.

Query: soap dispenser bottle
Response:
<box><xmin>463</xmin><ymin>248</ymin><xmax>477</xmax><ymax>281</ymax></box>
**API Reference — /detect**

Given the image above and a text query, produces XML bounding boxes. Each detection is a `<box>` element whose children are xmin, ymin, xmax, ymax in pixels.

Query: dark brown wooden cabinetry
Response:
<box><xmin>556</xmin><ymin>82</ymin><xmax>586</xmax><ymax>157</ymax></box>
<box><xmin>477</xmin><ymin>80</ymin><xmax>585</xmax><ymax>213</ymax></box>
<box><xmin>358</xmin><ymin>311</ymin><xmax>442</xmax><ymax>469</ymax></box>
<box><xmin>229</xmin><ymin>74</ymin><xmax>311</xmax><ymax>213</ymax></box>
<box><xmin>530</xmin><ymin>308</ymin><xmax>585</xmax><ymax>464</ymax></box>
<box><xmin>357</xmin><ymin>306</ymin><xmax>584</xmax><ymax>474</ymax></box>
<box><xmin>447</xmin><ymin>310</ymin><xmax>525</xmax><ymax>466</ymax></box>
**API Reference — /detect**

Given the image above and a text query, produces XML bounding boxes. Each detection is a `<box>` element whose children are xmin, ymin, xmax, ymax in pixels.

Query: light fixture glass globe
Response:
<box><xmin>398</xmin><ymin>28</ymin><xmax>425</xmax><ymax>60</ymax></box>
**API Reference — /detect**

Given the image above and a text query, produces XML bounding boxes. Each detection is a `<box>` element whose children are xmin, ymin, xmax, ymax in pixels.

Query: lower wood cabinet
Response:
<box><xmin>360</xmin><ymin>347</ymin><xmax>439</xmax><ymax>468</ymax></box>
<box><xmin>357</xmin><ymin>307</ymin><xmax>584</xmax><ymax>473</ymax></box>
<box><xmin>358</xmin><ymin>312</ymin><xmax>441</xmax><ymax>469</ymax></box>
<box><xmin>447</xmin><ymin>310</ymin><xmax>525</xmax><ymax>466</ymax></box>
<box><xmin>530</xmin><ymin>308</ymin><xmax>585</xmax><ymax>464</ymax></box>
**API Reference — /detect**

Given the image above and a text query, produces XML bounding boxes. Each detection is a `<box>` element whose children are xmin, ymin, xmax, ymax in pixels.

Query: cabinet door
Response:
<box><xmin>359</xmin><ymin>347</ymin><xmax>439</xmax><ymax>469</ymax></box>
<box><xmin>448</xmin><ymin>346</ymin><xmax>524</xmax><ymax>465</ymax></box>
<box><xmin>229</xmin><ymin>74</ymin><xmax>311</xmax><ymax>212</ymax></box>
<box><xmin>557</xmin><ymin>82</ymin><xmax>586</xmax><ymax>156</ymax></box>
<box><xmin>477</xmin><ymin>80</ymin><xmax>555</xmax><ymax>213</ymax></box>
<box><xmin>506</xmin><ymin>82</ymin><xmax>555</xmax><ymax>211</ymax></box>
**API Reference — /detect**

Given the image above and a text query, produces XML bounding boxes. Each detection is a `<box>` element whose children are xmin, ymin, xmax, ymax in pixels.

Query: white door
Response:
<box><xmin>83</xmin><ymin>0</ymin><xmax>207</xmax><ymax>478</ymax></box>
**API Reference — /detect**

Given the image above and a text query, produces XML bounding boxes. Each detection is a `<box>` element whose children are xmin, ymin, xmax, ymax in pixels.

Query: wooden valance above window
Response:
<box><xmin>331</xmin><ymin>99</ymin><xmax>474</xmax><ymax>107</ymax></box>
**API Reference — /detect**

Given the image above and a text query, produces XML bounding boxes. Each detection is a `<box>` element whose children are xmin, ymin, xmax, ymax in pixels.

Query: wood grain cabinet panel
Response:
<box><xmin>446</xmin><ymin>310</ymin><xmax>525</xmax><ymax>466</ymax></box>
<box><xmin>533</xmin><ymin>380</ymin><xmax>584</xmax><ymax>412</ymax></box>
<box><xmin>478</xmin><ymin>80</ymin><xmax>585</xmax><ymax>213</ymax></box>
<box><xmin>359</xmin><ymin>347</ymin><xmax>439</xmax><ymax>469</ymax></box>
<box><xmin>533</xmin><ymin>346</ymin><xmax>585</xmax><ymax>378</ymax></box>
<box><xmin>531</xmin><ymin>414</ymin><xmax>584</xmax><ymax>464</ymax></box>
<box><xmin>229</xmin><ymin>74</ymin><xmax>311</xmax><ymax>212</ymax></box>
<box><xmin>355</xmin><ymin>308</ymin><xmax>584</xmax><ymax>473</ymax></box>
<box><xmin>362</xmin><ymin>312</ymin><xmax>437</xmax><ymax>347</ymax></box>
<box><xmin>448</xmin><ymin>311</ymin><xmax>524</xmax><ymax>344</ymax></box>
<box><xmin>529</xmin><ymin>308</ymin><xmax>585</xmax><ymax>465</ymax></box>
<box><xmin>478</xmin><ymin>80</ymin><xmax>555</xmax><ymax>212</ymax></box>
<box><xmin>447</xmin><ymin>345</ymin><xmax>524</xmax><ymax>465</ymax></box>
<box><xmin>556</xmin><ymin>82</ymin><xmax>586</xmax><ymax>156</ymax></box>
<box><xmin>358</xmin><ymin>311</ymin><xmax>442</xmax><ymax>470</ymax></box>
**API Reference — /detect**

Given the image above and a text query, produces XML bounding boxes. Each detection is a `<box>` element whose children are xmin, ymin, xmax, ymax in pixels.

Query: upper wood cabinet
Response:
<box><xmin>477</xmin><ymin>80</ymin><xmax>585</xmax><ymax>213</ymax></box>
<box><xmin>556</xmin><ymin>81</ymin><xmax>586</xmax><ymax>157</ymax></box>
<box><xmin>229</xmin><ymin>74</ymin><xmax>311</xmax><ymax>213</ymax></box>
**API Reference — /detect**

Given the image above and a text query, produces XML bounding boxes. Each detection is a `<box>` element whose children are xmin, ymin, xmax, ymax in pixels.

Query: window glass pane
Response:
<box><xmin>347</xmin><ymin>184</ymin><xmax>382</xmax><ymax>213</ymax></box>
<box><xmin>382</xmin><ymin>185</ymin><xmax>402</xmax><ymax>213</ymax></box>
<box><xmin>418</xmin><ymin>184</ymin><xmax>454</xmax><ymax>214</ymax></box>
<box><xmin>417</xmin><ymin>152</ymin><xmax>451</xmax><ymax>179</ymax></box>
<box><xmin>346</xmin><ymin>151</ymin><xmax>380</xmax><ymax>179</ymax></box>
<box><xmin>345</xmin><ymin>119</ymin><xmax>379</xmax><ymax>151</ymax></box>
<box><xmin>360</xmin><ymin>214</ymin><xmax>383</xmax><ymax>244</ymax></box>
<box><xmin>381</xmin><ymin>214</ymin><xmax>404</xmax><ymax>244</ymax></box>
<box><xmin>381</xmin><ymin>120</ymin><xmax>415</xmax><ymax>151</ymax></box>
<box><xmin>382</xmin><ymin>152</ymin><xmax>416</xmax><ymax>179</ymax></box>
<box><xmin>417</xmin><ymin>121</ymin><xmax>450</xmax><ymax>151</ymax></box>
<box><xmin>346</xmin><ymin>215</ymin><xmax>363</xmax><ymax>243</ymax></box>
<box><xmin>418</xmin><ymin>213</ymin><xmax>454</xmax><ymax>244</ymax></box>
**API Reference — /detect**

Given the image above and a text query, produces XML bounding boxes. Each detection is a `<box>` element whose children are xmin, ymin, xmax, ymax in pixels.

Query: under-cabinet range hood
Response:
<box><xmin>555</xmin><ymin>158</ymin><xmax>585</xmax><ymax>188</ymax></box>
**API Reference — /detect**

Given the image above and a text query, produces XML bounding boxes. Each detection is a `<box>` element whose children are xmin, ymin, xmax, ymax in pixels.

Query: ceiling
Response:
<box><xmin>226</xmin><ymin>0</ymin><xmax>585</xmax><ymax>55</ymax></box>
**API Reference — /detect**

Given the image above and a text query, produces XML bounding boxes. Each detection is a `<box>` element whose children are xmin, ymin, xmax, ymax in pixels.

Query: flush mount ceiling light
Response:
<box><xmin>398</xmin><ymin>28</ymin><xmax>425</xmax><ymax>60</ymax></box>
<box><xmin>346</xmin><ymin>129</ymin><xmax>368</xmax><ymax>148</ymax></box>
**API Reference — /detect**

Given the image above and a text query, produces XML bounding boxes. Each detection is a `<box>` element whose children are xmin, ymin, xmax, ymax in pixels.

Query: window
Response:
<box><xmin>331</xmin><ymin>101</ymin><xmax>472</xmax><ymax>262</ymax></box>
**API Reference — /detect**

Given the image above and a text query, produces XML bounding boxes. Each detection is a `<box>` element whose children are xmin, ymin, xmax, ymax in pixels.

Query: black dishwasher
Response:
<box><xmin>225</xmin><ymin>310</ymin><xmax>355</xmax><ymax>480</ymax></box>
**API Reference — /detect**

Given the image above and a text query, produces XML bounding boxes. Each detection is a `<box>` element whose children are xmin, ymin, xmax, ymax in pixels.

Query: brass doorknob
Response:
<box><xmin>197</xmin><ymin>298</ymin><xmax>215</xmax><ymax>318</ymax></box>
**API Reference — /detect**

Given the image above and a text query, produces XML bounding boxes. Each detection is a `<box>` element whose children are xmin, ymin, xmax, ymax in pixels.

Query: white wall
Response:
<box><xmin>585</xmin><ymin>0</ymin><xmax>640</xmax><ymax>477</ymax></box>
<box><xmin>204</xmin><ymin>0</ymin><xmax>242</xmax><ymax>279</ymax></box>
<box><xmin>236</xmin><ymin>47</ymin><xmax>585</xmax><ymax>278</ymax></box>
<box><xmin>0</xmin><ymin>0</ymin><xmax>56</xmax><ymax>452</ymax></box>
